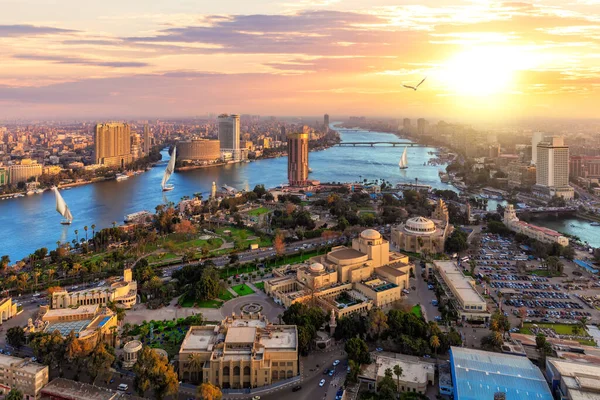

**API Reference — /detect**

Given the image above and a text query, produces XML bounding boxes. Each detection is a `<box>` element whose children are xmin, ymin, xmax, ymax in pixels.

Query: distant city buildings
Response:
<box><xmin>178</xmin><ymin>313</ymin><xmax>298</xmax><ymax>388</ymax></box>
<box><xmin>503</xmin><ymin>204</ymin><xmax>569</xmax><ymax>246</ymax></box>
<box><xmin>507</xmin><ymin>162</ymin><xmax>536</xmax><ymax>189</ymax></box>
<box><xmin>417</xmin><ymin>118</ymin><xmax>428</xmax><ymax>136</ymax></box>
<box><xmin>143</xmin><ymin>124</ymin><xmax>151</xmax><ymax>155</ymax></box>
<box><xmin>287</xmin><ymin>127</ymin><xmax>309</xmax><ymax>186</ymax></box>
<box><xmin>218</xmin><ymin>114</ymin><xmax>241</xmax><ymax>161</ymax></box>
<box><xmin>94</xmin><ymin>123</ymin><xmax>132</xmax><ymax>167</ymax></box>
<box><xmin>324</xmin><ymin>113</ymin><xmax>329</xmax><ymax>129</ymax></box>
<box><xmin>534</xmin><ymin>136</ymin><xmax>574</xmax><ymax>200</ymax></box>
<box><xmin>7</xmin><ymin>160</ymin><xmax>42</xmax><ymax>184</ymax></box>
<box><xmin>569</xmin><ymin>155</ymin><xmax>600</xmax><ymax>179</ymax></box>
<box><xmin>403</xmin><ymin>118</ymin><xmax>411</xmax><ymax>133</ymax></box>
<box><xmin>0</xmin><ymin>353</ymin><xmax>49</xmax><ymax>399</ymax></box>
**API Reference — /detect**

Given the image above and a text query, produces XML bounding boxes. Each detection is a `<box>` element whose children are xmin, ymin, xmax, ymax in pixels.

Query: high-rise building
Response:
<box><xmin>287</xmin><ymin>127</ymin><xmax>309</xmax><ymax>186</ymax></box>
<box><xmin>324</xmin><ymin>113</ymin><xmax>330</xmax><ymax>127</ymax></box>
<box><xmin>531</xmin><ymin>131</ymin><xmax>544</xmax><ymax>165</ymax></box>
<box><xmin>417</xmin><ymin>118</ymin><xmax>427</xmax><ymax>136</ymax></box>
<box><xmin>143</xmin><ymin>124</ymin><xmax>151</xmax><ymax>155</ymax></box>
<box><xmin>569</xmin><ymin>155</ymin><xmax>600</xmax><ymax>178</ymax></box>
<box><xmin>535</xmin><ymin>137</ymin><xmax>574</xmax><ymax>200</ymax></box>
<box><xmin>177</xmin><ymin>139</ymin><xmax>221</xmax><ymax>162</ymax></box>
<box><xmin>403</xmin><ymin>118</ymin><xmax>411</xmax><ymax>133</ymax></box>
<box><xmin>280</xmin><ymin>126</ymin><xmax>286</xmax><ymax>142</ymax></box>
<box><xmin>217</xmin><ymin>114</ymin><xmax>240</xmax><ymax>160</ymax></box>
<box><xmin>8</xmin><ymin>162</ymin><xmax>42</xmax><ymax>184</ymax></box>
<box><xmin>0</xmin><ymin>353</ymin><xmax>49</xmax><ymax>399</ymax></box>
<box><xmin>94</xmin><ymin>123</ymin><xmax>132</xmax><ymax>167</ymax></box>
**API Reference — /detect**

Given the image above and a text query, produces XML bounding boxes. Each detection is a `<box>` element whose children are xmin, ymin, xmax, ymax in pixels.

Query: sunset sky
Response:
<box><xmin>1</xmin><ymin>0</ymin><xmax>599</xmax><ymax>120</ymax></box>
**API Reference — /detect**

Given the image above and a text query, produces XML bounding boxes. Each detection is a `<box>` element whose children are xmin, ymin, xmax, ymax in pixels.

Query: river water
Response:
<box><xmin>1</xmin><ymin>126</ymin><xmax>598</xmax><ymax>261</ymax></box>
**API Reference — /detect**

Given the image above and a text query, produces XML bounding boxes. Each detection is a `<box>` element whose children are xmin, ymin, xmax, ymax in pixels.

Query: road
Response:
<box><xmin>407</xmin><ymin>262</ymin><xmax>440</xmax><ymax>323</ymax></box>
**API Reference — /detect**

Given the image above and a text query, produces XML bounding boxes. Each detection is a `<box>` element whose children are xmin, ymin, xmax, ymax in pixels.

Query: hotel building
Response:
<box><xmin>534</xmin><ymin>136</ymin><xmax>574</xmax><ymax>200</ymax></box>
<box><xmin>287</xmin><ymin>128</ymin><xmax>309</xmax><ymax>186</ymax></box>
<box><xmin>94</xmin><ymin>123</ymin><xmax>132</xmax><ymax>167</ymax></box>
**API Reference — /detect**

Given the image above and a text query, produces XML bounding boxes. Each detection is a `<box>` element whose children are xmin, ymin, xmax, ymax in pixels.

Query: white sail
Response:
<box><xmin>161</xmin><ymin>146</ymin><xmax>177</xmax><ymax>189</ymax></box>
<box><xmin>399</xmin><ymin>147</ymin><xmax>408</xmax><ymax>169</ymax></box>
<box><xmin>53</xmin><ymin>187</ymin><xmax>73</xmax><ymax>222</ymax></box>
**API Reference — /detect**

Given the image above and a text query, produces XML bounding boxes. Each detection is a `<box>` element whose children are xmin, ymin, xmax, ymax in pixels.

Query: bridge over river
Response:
<box><xmin>335</xmin><ymin>142</ymin><xmax>429</xmax><ymax>147</ymax></box>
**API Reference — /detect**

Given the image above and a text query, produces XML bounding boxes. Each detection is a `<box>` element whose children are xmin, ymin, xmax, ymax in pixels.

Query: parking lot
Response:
<box><xmin>465</xmin><ymin>233</ymin><xmax>600</xmax><ymax>331</ymax></box>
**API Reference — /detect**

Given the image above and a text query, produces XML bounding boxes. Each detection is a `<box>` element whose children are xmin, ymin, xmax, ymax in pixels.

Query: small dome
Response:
<box><xmin>405</xmin><ymin>216</ymin><xmax>436</xmax><ymax>234</ymax></box>
<box><xmin>309</xmin><ymin>263</ymin><xmax>325</xmax><ymax>273</ymax></box>
<box><xmin>361</xmin><ymin>229</ymin><xmax>382</xmax><ymax>240</ymax></box>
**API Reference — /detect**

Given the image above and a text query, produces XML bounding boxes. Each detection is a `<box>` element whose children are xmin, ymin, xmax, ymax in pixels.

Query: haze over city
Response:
<box><xmin>1</xmin><ymin>0</ymin><xmax>600</xmax><ymax>120</ymax></box>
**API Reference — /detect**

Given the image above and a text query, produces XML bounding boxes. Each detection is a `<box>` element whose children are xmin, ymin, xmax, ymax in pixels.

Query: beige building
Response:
<box><xmin>431</xmin><ymin>261</ymin><xmax>490</xmax><ymax>322</ymax></box>
<box><xmin>178</xmin><ymin>139</ymin><xmax>221</xmax><ymax>162</ymax></box>
<box><xmin>535</xmin><ymin>136</ymin><xmax>574</xmax><ymax>200</ymax></box>
<box><xmin>178</xmin><ymin>313</ymin><xmax>298</xmax><ymax>389</ymax></box>
<box><xmin>218</xmin><ymin>114</ymin><xmax>241</xmax><ymax>160</ymax></box>
<box><xmin>94</xmin><ymin>123</ymin><xmax>133</xmax><ymax>167</ymax></box>
<box><xmin>265</xmin><ymin>229</ymin><xmax>411</xmax><ymax>318</ymax></box>
<box><xmin>51</xmin><ymin>269</ymin><xmax>137</xmax><ymax>309</ymax></box>
<box><xmin>546</xmin><ymin>358</ymin><xmax>600</xmax><ymax>400</ymax></box>
<box><xmin>0</xmin><ymin>298</ymin><xmax>18</xmax><ymax>325</ymax></box>
<box><xmin>8</xmin><ymin>162</ymin><xmax>42</xmax><ymax>184</ymax></box>
<box><xmin>34</xmin><ymin>304</ymin><xmax>118</xmax><ymax>347</ymax></box>
<box><xmin>504</xmin><ymin>205</ymin><xmax>569</xmax><ymax>246</ymax></box>
<box><xmin>122</xmin><ymin>340</ymin><xmax>143</xmax><ymax>369</ymax></box>
<box><xmin>358</xmin><ymin>353</ymin><xmax>434</xmax><ymax>395</ymax></box>
<box><xmin>391</xmin><ymin>200</ymin><xmax>452</xmax><ymax>254</ymax></box>
<box><xmin>0</xmin><ymin>354</ymin><xmax>49</xmax><ymax>400</ymax></box>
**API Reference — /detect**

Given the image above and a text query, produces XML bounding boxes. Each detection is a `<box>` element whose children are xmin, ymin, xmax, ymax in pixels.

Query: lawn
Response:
<box><xmin>411</xmin><ymin>305</ymin><xmax>423</xmax><ymax>318</ymax></box>
<box><xmin>216</xmin><ymin>226</ymin><xmax>272</xmax><ymax>248</ymax></box>
<box><xmin>178</xmin><ymin>292</ymin><xmax>226</xmax><ymax>308</ymax></box>
<box><xmin>231</xmin><ymin>284</ymin><xmax>255</xmax><ymax>296</ymax></box>
<box><xmin>521</xmin><ymin>322</ymin><xmax>596</xmax><ymax>346</ymax></box>
<box><xmin>529</xmin><ymin>270</ymin><xmax>561</xmax><ymax>277</ymax></box>
<box><xmin>218</xmin><ymin>290</ymin><xmax>234</xmax><ymax>301</ymax></box>
<box><xmin>254</xmin><ymin>282</ymin><xmax>265</xmax><ymax>291</ymax></box>
<box><xmin>195</xmin><ymin>299</ymin><xmax>224</xmax><ymax>308</ymax></box>
<box><xmin>126</xmin><ymin>315</ymin><xmax>203</xmax><ymax>358</ymax></box>
<box><xmin>248</xmin><ymin>207</ymin><xmax>270</xmax><ymax>216</ymax></box>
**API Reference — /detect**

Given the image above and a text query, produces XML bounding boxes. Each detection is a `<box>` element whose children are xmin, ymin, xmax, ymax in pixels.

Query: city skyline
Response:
<box><xmin>1</xmin><ymin>0</ymin><xmax>599</xmax><ymax>120</ymax></box>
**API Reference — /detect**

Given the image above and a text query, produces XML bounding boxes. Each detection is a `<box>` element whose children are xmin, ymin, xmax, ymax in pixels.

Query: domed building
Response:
<box><xmin>391</xmin><ymin>199</ymin><xmax>453</xmax><ymax>254</ymax></box>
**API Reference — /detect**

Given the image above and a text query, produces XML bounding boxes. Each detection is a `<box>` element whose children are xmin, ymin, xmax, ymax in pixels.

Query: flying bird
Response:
<box><xmin>403</xmin><ymin>77</ymin><xmax>427</xmax><ymax>91</ymax></box>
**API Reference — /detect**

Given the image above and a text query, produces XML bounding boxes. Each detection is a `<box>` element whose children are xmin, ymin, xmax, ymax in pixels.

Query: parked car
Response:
<box><xmin>319</xmin><ymin>379</ymin><xmax>326</xmax><ymax>387</ymax></box>
<box><xmin>292</xmin><ymin>385</ymin><xmax>302</xmax><ymax>392</ymax></box>
<box><xmin>333</xmin><ymin>360</ymin><xmax>340</xmax><ymax>366</ymax></box>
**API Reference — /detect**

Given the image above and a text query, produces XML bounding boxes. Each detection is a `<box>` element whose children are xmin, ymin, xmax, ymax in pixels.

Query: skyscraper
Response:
<box><xmin>143</xmin><ymin>124</ymin><xmax>150</xmax><ymax>155</ymax></box>
<box><xmin>217</xmin><ymin>114</ymin><xmax>240</xmax><ymax>160</ymax></box>
<box><xmin>417</xmin><ymin>118</ymin><xmax>428</xmax><ymax>136</ymax></box>
<box><xmin>324</xmin><ymin>114</ymin><xmax>329</xmax><ymax>127</ymax></box>
<box><xmin>531</xmin><ymin>131</ymin><xmax>544</xmax><ymax>165</ymax></box>
<box><xmin>535</xmin><ymin>136</ymin><xmax>574</xmax><ymax>199</ymax></box>
<box><xmin>402</xmin><ymin>118</ymin><xmax>411</xmax><ymax>134</ymax></box>
<box><xmin>94</xmin><ymin>123</ymin><xmax>132</xmax><ymax>167</ymax></box>
<box><xmin>287</xmin><ymin>126</ymin><xmax>309</xmax><ymax>186</ymax></box>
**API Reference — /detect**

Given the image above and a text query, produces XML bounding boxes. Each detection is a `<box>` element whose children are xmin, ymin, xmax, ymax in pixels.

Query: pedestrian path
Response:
<box><xmin>227</xmin><ymin>287</ymin><xmax>239</xmax><ymax>297</ymax></box>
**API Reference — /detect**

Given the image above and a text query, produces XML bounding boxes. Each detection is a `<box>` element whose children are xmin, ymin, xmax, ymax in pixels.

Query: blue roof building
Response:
<box><xmin>449</xmin><ymin>347</ymin><xmax>553</xmax><ymax>400</ymax></box>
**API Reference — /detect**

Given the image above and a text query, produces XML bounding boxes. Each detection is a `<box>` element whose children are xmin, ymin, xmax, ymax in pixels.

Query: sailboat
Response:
<box><xmin>398</xmin><ymin>147</ymin><xmax>408</xmax><ymax>169</ymax></box>
<box><xmin>161</xmin><ymin>146</ymin><xmax>176</xmax><ymax>192</ymax></box>
<box><xmin>52</xmin><ymin>187</ymin><xmax>73</xmax><ymax>225</ymax></box>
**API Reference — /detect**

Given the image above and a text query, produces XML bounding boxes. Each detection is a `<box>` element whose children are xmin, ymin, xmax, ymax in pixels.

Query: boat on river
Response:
<box><xmin>52</xmin><ymin>187</ymin><xmax>73</xmax><ymax>225</ymax></box>
<box><xmin>161</xmin><ymin>146</ymin><xmax>176</xmax><ymax>191</ymax></box>
<box><xmin>398</xmin><ymin>147</ymin><xmax>408</xmax><ymax>169</ymax></box>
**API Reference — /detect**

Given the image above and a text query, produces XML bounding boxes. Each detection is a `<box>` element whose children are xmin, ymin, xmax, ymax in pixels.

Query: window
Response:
<box><xmin>244</xmin><ymin>366</ymin><xmax>250</xmax><ymax>376</ymax></box>
<box><xmin>234</xmin><ymin>366</ymin><xmax>240</xmax><ymax>376</ymax></box>
<box><xmin>287</xmin><ymin>362</ymin><xmax>293</xmax><ymax>366</ymax></box>
<box><xmin>223</xmin><ymin>367</ymin><xmax>230</xmax><ymax>376</ymax></box>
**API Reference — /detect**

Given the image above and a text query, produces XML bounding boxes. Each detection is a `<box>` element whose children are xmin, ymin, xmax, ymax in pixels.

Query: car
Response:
<box><xmin>375</xmin><ymin>347</ymin><xmax>383</xmax><ymax>352</ymax></box>
<box><xmin>329</xmin><ymin>370</ymin><xmax>334</xmax><ymax>376</ymax></box>
<box><xmin>252</xmin><ymin>397</ymin><xmax>261</xmax><ymax>400</ymax></box>
<box><xmin>423</xmin><ymin>355</ymin><xmax>431</xmax><ymax>358</ymax></box>
<box><xmin>428</xmin><ymin>285</ymin><xmax>434</xmax><ymax>290</ymax></box>
<box><xmin>402</xmin><ymin>289</ymin><xmax>410</xmax><ymax>294</ymax></box>
<box><xmin>347</xmin><ymin>366</ymin><xmax>351</xmax><ymax>373</ymax></box>
<box><xmin>323</xmin><ymin>369</ymin><xmax>329</xmax><ymax>375</ymax></box>
<box><xmin>292</xmin><ymin>385</ymin><xmax>302</xmax><ymax>392</ymax></box>
<box><xmin>109</xmin><ymin>379</ymin><xmax>114</xmax><ymax>384</ymax></box>
<box><xmin>319</xmin><ymin>379</ymin><xmax>326</xmax><ymax>387</ymax></box>
<box><xmin>333</xmin><ymin>360</ymin><xmax>340</xmax><ymax>366</ymax></box>
<box><xmin>434</xmin><ymin>316</ymin><xmax>442</xmax><ymax>321</ymax></box>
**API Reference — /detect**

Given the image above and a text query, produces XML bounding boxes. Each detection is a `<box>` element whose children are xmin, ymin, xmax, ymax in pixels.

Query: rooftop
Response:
<box><xmin>42</xmin><ymin>304</ymin><xmax>99</xmax><ymax>319</ymax></box>
<box><xmin>547</xmin><ymin>358</ymin><xmax>600</xmax><ymax>399</ymax></box>
<box><xmin>435</xmin><ymin>261</ymin><xmax>486</xmax><ymax>306</ymax></box>
<box><xmin>363</xmin><ymin>278</ymin><xmax>398</xmax><ymax>292</ymax></box>
<box><xmin>258</xmin><ymin>327</ymin><xmax>297</xmax><ymax>350</ymax></box>
<box><xmin>0</xmin><ymin>354</ymin><xmax>47</xmax><ymax>375</ymax></box>
<box><xmin>40</xmin><ymin>378</ymin><xmax>144</xmax><ymax>400</ymax></box>
<box><xmin>377</xmin><ymin>265</ymin><xmax>407</xmax><ymax>277</ymax></box>
<box><xmin>328</xmin><ymin>247</ymin><xmax>366</xmax><ymax>261</ymax></box>
<box><xmin>180</xmin><ymin>326</ymin><xmax>219</xmax><ymax>352</ymax></box>
<box><xmin>359</xmin><ymin>353</ymin><xmax>434</xmax><ymax>385</ymax></box>
<box><xmin>225</xmin><ymin>327</ymin><xmax>257</xmax><ymax>343</ymax></box>
<box><xmin>45</xmin><ymin>319</ymin><xmax>93</xmax><ymax>336</ymax></box>
<box><xmin>450</xmin><ymin>347</ymin><xmax>553</xmax><ymax>400</ymax></box>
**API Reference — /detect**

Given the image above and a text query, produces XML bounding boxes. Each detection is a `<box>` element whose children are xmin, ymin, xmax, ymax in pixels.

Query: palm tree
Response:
<box><xmin>430</xmin><ymin>335</ymin><xmax>440</xmax><ymax>359</ymax></box>
<box><xmin>91</xmin><ymin>224</ymin><xmax>96</xmax><ymax>237</ymax></box>
<box><xmin>393</xmin><ymin>365</ymin><xmax>403</xmax><ymax>391</ymax></box>
<box><xmin>47</xmin><ymin>268</ymin><xmax>55</xmax><ymax>283</ymax></box>
<box><xmin>84</xmin><ymin>226</ymin><xmax>88</xmax><ymax>241</ymax></box>
<box><xmin>56</xmin><ymin>241</ymin><xmax>61</xmax><ymax>250</ymax></box>
<box><xmin>74</xmin><ymin>229</ymin><xmax>79</xmax><ymax>243</ymax></box>
<box><xmin>188</xmin><ymin>353</ymin><xmax>203</xmax><ymax>383</ymax></box>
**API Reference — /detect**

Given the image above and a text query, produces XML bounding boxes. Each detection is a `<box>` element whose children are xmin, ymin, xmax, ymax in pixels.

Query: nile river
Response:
<box><xmin>0</xmin><ymin>126</ymin><xmax>598</xmax><ymax>261</ymax></box>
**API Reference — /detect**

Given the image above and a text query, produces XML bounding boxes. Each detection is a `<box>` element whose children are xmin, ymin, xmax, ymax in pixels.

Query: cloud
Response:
<box><xmin>12</xmin><ymin>54</ymin><xmax>149</xmax><ymax>68</ymax></box>
<box><xmin>0</xmin><ymin>24</ymin><xmax>77</xmax><ymax>37</ymax></box>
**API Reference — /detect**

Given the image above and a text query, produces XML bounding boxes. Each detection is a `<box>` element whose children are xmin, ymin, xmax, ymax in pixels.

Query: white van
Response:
<box><xmin>117</xmin><ymin>384</ymin><xmax>128</xmax><ymax>391</ymax></box>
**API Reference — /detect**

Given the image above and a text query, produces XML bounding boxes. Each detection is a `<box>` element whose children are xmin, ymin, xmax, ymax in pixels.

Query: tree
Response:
<box><xmin>393</xmin><ymin>364</ymin><xmax>403</xmax><ymax>392</ymax></box>
<box><xmin>445</xmin><ymin>230</ymin><xmax>469</xmax><ymax>253</ymax></box>
<box><xmin>133</xmin><ymin>346</ymin><xmax>178</xmax><ymax>400</ymax></box>
<box><xmin>1</xmin><ymin>255</ymin><xmax>11</xmax><ymax>272</ymax></box>
<box><xmin>430</xmin><ymin>335</ymin><xmax>440</xmax><ymax>358</ymax></box>
<box><xmin>6</xmin><ymin>389</ymin><xmax>23</xmax><ymax>400</ymax></box>
<box><xmin>6</xmin><ymin>326</ymin><xmax>26</xmax><ymax>349</ymax></box>
<box><xmin>87</xmin><ymin>342</ymin><xmax>115</xmax><ymax>383</ymax></box>
<box><xmin>274</xmin><ymin>231</ymin><xmax>286</xmax><ymax>257</ymax></box>
<box><xmin>196</xmin><ymin>382</ymin><xmax>222</xmax><ymax>400</ymax></box>
<box><xmin>377</xmin><ymin>368</ymin><xmax>397</xmax><ymax>400</ymax></box>
<box><xmin>345</xmin><ymin>337</ymin><xmax>370</xmax><ymax>365</ymax></box>
<box><xmin>367</xmin><ymin>308</ymin><xmax>388</xmax><ymax>339</ymax></box>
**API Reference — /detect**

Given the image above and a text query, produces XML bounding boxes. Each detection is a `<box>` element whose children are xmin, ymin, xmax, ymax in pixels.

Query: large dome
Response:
<box><xmin>309</xmin><ymin>263</ymin><xmax>325</xmax><ymax>273</ymax></box>
<box><xmin>405</xmin><ymin>216</ymin><xmax>436</xmax><ymax>234</ymax></box>
<box><xmin>360</xmin><ymin>229</ymin><xmax>382</xmax><ymax>240</ymax></box>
